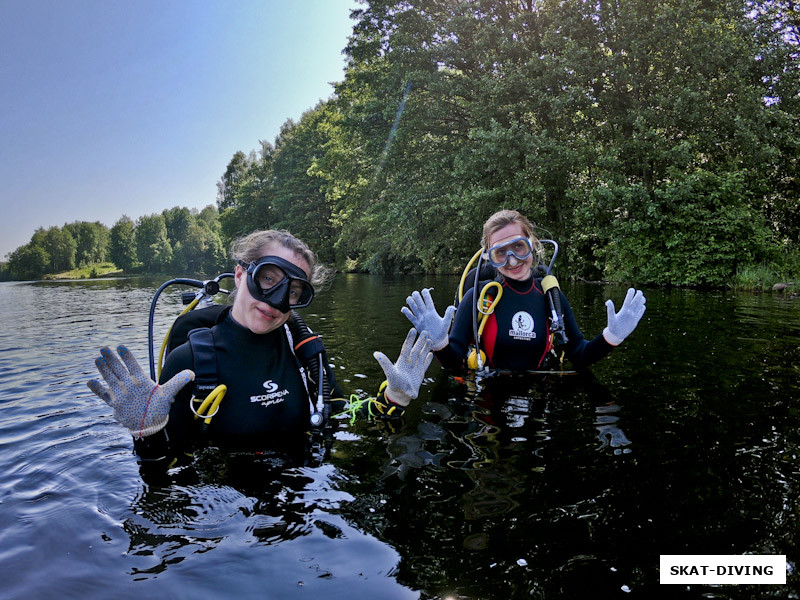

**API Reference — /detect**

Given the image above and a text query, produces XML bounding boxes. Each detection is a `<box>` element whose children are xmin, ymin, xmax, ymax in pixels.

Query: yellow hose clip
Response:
<box><xmin>476</xmin><ymin>281</ymin><xmax>503</xmax><ymax>336</ymax></box>
<box><xmin>190</xmin><ymin>384</ymin><xmax>227</xmax><ymax>424</ymax></box>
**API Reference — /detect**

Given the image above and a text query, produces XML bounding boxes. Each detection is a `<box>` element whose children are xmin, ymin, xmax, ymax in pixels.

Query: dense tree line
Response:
<box><xmin>3</xmin><ymin>0</ymin><xmax>798</xmax><ymax>286</ymax></box>
<box><xmin>2</xmin><ymin>206</ymin><xmax>226</xmax><ymax>280</ymax></box>
<box><xmin>218</xmin><ymin>0</ymin><xmax>799</xmax><ymax>285</ymax></box>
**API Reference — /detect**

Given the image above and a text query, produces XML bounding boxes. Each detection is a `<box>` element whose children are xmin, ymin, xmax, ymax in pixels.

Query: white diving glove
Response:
<box><xmin>401</xmin><ymin>288</ymin><xmax>455</xmax><ymax>351</ymax></box>
<box><xmin>602</xmin><ymin>288</ymin><xmax>647</xmax><ymax>346</ymax></box>
<box><xmin>88</xmin><ymin>345</ymin><xmax>194</xmax><ymax>439</ymax></box>
<box><xmin>373</xmin><ymin>328</ymin><xmax>434</xmax><ymax>407</ymax></box>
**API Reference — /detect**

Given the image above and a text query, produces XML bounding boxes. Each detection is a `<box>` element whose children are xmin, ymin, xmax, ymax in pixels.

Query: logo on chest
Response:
<box><xmin>250</xmin><ymin>379</ymin><xmax>290</xmax><ymax>407</ymax></box>
<box><xmin>509</xmin><ymin>311</ymin><xmax>536</xmax><ymax>340</ymax></box>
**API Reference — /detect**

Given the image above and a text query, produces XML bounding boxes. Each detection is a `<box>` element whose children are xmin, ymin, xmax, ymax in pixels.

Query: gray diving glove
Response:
<box><xmin>373</xmin><ymin>328</ymin><xmax>434</xmax><ymax>407</ymax></box>
<box><xmin>602</xmin><ymin>288</ymin><xmax>647</xmax><ymax>346</ymax></box>
<box><xmin>401</xmin><ymin>288</ymin><xmax>455</xmax><ymax>351</ymax></box>
<box><xmin>88</xmin><ymin>345</ymin><xmax>194</xmax><ymax>439</ymax></box>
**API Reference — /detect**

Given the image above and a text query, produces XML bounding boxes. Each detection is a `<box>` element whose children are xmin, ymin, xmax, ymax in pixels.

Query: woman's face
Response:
<box><xmin>232</xmin><ymin>243</ymin><xmax>311</xmax><ymax>334</ymax></box>
<box><xmin>488</xmin><ymin>222</ymin><xmax>533</xmax><ymax>282</ymax></box>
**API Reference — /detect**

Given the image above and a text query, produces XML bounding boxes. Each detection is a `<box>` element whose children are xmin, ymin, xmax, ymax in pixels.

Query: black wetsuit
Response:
<box><xmin>134</xmin><ymin>307</ymin><xmax>341</xmax><ymax>461</ymax></box>
<box><xmin>436</xmin><ymin>275</ymin><xmax>612</xmax><ymax>371</ymax></box>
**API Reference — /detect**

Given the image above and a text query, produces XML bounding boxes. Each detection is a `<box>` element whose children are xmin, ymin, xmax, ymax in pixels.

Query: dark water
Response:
<box><xmin>1</xmin><ymin>275</ymin><xmax>799</xmax><ymax>599</ymax></box>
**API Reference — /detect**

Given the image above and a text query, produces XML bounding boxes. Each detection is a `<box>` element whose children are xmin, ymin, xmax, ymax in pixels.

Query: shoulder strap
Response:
<box><xmin>187</xmin><ymin>327</ymin><xmax>218</xmax><ymax>398</ymax></box>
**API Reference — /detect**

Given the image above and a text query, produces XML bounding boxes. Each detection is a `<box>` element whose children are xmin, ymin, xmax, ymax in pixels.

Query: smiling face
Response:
<box><xmin>488</xmin><ymin>222</ymin><xmax>534</xmax><ymax>282</ymax></box>
<box><xmin>232</xmin><ymin>243</ymin><xmax>311</xmax><ymax>334</ymax></box>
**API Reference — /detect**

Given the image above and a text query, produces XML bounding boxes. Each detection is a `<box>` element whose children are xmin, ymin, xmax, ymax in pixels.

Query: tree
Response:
<box><xmin>7</xmin><ymin>243</ymin><xmax>49</xmax><ymax>280</ymax></box>
<box><xmin>217</xmin><ymin>144</ymin><xmax>276</xmax><ymax>243</ymax></box>
<box><xmin>36</xmin><ymin>226</ymin><xmax>76</xmax><ymax>273</ymax></box>
<box><xmin>162</xmin><ymin>206</ymin><xmax>195</xmax><ymax>248</ymax></box>
<box><xmin>135</xmin><ymin>214</ymin><xmax>173</xmax><ymax>272</ymax></box>
<box><xmin>64</xmin><ymin>221</ymin><xmax>109</xmax><ymax>266</ymax></box>
<box><xmin>109</xmin><ymin>216</ymin><xmax>138</xmax><ymax>272</ymax></box>
<box><xmin>272</xmin><ymin>103</ymin><xmax>338</xmax><ymax>263</ymax></box>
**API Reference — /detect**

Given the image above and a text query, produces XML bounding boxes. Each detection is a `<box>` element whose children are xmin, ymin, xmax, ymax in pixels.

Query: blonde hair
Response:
<box><xmin>230</xmin><ymin>229</ymin><xmax>333</xmax><ymax>289</ymax></box>
<box><xmin>481</xmin><ymin>209</ymin><xmax>543</xmax><ymax>262</ymax></box>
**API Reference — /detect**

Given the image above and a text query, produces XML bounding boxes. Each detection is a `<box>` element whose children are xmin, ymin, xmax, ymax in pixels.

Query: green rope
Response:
<box><xmin>335</xmin><ymin>394</ymin><xmax>376</xmax><ymax>425</ymax></box>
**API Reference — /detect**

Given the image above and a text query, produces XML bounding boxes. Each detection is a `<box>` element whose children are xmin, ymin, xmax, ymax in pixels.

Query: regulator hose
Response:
<box><xmin>289</xmin><ymin>312</ymin><xmax>332</xmax><ymax>427</ymax></box>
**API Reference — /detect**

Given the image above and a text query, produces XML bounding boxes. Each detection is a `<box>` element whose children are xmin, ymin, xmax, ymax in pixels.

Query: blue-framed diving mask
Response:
<box><xmin>485</xmin><ymin>236</ymin><xmax>534</xmax><ymax>268</ymax></box>
<box><xmin>240</xmin><ymin>255</ymin><xmax>315</xmax><ymax>313</ymax></box>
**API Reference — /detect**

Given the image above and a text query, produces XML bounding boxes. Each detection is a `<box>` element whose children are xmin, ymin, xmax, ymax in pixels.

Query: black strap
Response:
<box><xmin>187</xmin><ymin>327</ymin><xmax>218</xmax><ymax>398</ymax></box>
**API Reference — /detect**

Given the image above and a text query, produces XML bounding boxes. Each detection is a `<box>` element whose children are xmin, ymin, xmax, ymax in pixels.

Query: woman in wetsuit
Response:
<box><xmin>402</xmin><ymin>210</ymin><xmax>646</xmax><ymax>372</ymax></box>
<box><xmin>88</xmin><ymin>229</ymin><xmax>432</xmax><ymax>466</ymax></box>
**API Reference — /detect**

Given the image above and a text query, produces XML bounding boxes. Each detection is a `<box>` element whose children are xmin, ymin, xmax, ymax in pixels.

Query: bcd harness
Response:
<box><xmin>167</xmin><ymin>306</ymin><xmax>334</xmax><ymax>431</ymax></box>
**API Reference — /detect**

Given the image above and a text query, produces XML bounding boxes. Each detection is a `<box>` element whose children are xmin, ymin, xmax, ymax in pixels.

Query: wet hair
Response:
<box><xmin>230</xmin><ymin>229</ymin><xmax>333</xmax><ymax>289</ymax></box>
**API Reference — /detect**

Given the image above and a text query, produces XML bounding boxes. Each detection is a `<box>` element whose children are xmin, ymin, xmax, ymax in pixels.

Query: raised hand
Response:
<box><xmin>88</xmin><ymin>345</ymin><xmax>194</xmax><ymax>438</ymax></box>
<box><xmin>602</xmin><ymin>288</ymin><xmax>647</xmax><ymax>346</ymax></box>
<box><xmin>373</xmin><ymin>329</ymin><xmax>434</xmax><ymax>407</ymax></box>
<box><xmin>400</xmin><ymin>288</ymin><xmax>455</xmax><ymax>351</ymax></box>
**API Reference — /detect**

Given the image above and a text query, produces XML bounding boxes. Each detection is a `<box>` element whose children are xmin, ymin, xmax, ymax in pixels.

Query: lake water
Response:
<box><xmin>1</xmin><ymin>275</ymin><xmax>799</xmax><ymax>599</ymax></box>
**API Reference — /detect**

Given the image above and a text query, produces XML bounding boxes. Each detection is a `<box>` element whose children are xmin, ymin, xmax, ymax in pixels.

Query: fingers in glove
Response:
<box><xmin>413</xmin><ymin>333</ymin><xmax>434</xmax><ymax>372</ymax></box>
<box><xmin>373</xmin><ymin>351</ymin><xmax>394</xmax><ymax>379</ymax></box>
<box><xmin>87</xmin><ymin>379</ymin><xmax>112</xmax><ymax>404</ymax></box>
<box><xmin>605</xmin><ymin>299</ymin><xmax>617</xmax><ymax>323</ymax></box>
<box><xmin>401</xmin><ymin>306</ymin><xmax>423</xmax><ymax>330</ymax></box>
<box><xmin>95</xmin><ymin>353</ymin><xmax>121</xmax><ymax>390</ymax></box>
<box><xmin>622</xmin><ymin>287</ymin><xmax>636</xmax><ymax>307</ymax></box>
<box><xmin>100</xmin><ymin>346</ymin><xmax>131</xmax><ymax>380</ymax></box>
<box><xmin>398</xmin><ymin>327</ymin><xmax>419</xmax><ymax>364</ymax></box>
<box><xmin>421</xmin><ymin>288</ymin><xmax>437</xmax><ymax>311</ymax></box>
<box><xmin>407</xmin><ymin>290</ymin><xmax>424</xmax><ymax>315</ymax></box>
<box><xmin>631</xmin><ymin>289</ymin><xmax>646</xmax><ymax>311</ymax></box>
<box><xmin>410</xmin><ymin>329</ymin><xmax>432</xmax><ymax>365</ymax></box>
<box><xmin>159</xmin><ymin>369</ymin><xmax>195</xmax><ymax>399</ymax></box>
<box><xmin>443</xmin><ymin>304</ymin><xmax>455</xmax><ymax>324</ymax></box>
<box><xmin>117</xmin><ymin>345</ymin><xmax>148</xmax><ymax>385</ymax></box>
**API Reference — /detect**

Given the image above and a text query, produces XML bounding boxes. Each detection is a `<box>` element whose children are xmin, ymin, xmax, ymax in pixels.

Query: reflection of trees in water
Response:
<box><xmin>333</xmin><ymin>373</ymin><xmax>644</xmax><ymax>599</ymax></box>
<box><xmin>331</xmin><ymin>358</ymin><xmax>800</xmax><ymax>598</ymax></box>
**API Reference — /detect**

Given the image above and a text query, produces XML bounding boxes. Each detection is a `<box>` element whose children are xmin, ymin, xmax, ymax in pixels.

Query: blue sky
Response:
<box><xmin>0</xmin><ymin>0</ymin><xmax>358</xmax><ymax>260</ymax></box>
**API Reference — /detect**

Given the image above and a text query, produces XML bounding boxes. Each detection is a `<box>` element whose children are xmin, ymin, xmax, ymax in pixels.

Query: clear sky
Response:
<box><xmin>0</xmin><ymin>0</ymin><xmax>359</xmax><ymax>260</ymax></box>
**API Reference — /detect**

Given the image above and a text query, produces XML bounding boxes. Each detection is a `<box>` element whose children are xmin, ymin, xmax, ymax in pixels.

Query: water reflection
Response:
<box><xmin>1</xmin><ymin>278</ymin><xmax>799</xmax><ymax>600</ymax></box>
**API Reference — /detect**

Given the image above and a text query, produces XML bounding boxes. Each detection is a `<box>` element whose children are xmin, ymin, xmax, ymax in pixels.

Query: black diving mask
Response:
<box><xmin>240</xmin><ymin>255</ymin><xmax>315</xmax><ymax>313</ymax></box>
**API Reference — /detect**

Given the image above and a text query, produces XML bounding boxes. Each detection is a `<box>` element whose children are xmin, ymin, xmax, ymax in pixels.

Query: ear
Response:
<box><xmin>234</xmin><ymin>264</ymin><xmax>245</xmax><ymax>289</ymax></box>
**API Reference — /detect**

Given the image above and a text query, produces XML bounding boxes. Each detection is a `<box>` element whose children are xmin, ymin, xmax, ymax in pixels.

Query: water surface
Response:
<box><xmin>1</xmin><ymin>276</ymin><xmax>798</xmax><ymax>599</ymax></box>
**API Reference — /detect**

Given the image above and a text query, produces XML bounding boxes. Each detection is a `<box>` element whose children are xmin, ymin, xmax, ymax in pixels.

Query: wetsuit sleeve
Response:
<box><xmin>131</xmin><ymin>341</ymin><xmax>196</xmax><ymax>466</ymax></box>
<box><xmin>432</xmin><ymin>290</ymin><xmax>475</xmax><ymax>371</ymax></box>
<box><xmin>560</xmin><ymin>292</ymin><xmax>613</xmax><ymax>369</ymax></box>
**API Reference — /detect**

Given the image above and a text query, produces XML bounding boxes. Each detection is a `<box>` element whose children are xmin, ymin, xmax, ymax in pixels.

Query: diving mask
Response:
<box><xmin>241</xmin><ymin>255</ymin><xmax>315</xmax><ymax>312</ymax></box>
<box><xmin>486</xmin><ymin>236</ymin><xmax>534</xmax><ymax>268</ymax></box>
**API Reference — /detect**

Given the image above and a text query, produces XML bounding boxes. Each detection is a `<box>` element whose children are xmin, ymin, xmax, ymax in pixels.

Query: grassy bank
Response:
<box><xmin>730</xmin><ymin>264</ymin><xmax>799</xmax><ymax>292</ymax></box>
<box><xmin>43</xmin><ymin>262</ymin><xmax>123</xmax><ymax>280</ymax></box>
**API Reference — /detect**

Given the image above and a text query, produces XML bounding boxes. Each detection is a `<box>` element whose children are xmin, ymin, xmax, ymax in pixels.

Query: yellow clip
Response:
<box><xmin>191</xmin><ymin>384</ymin><xmax>227</xmax><ymax>424</ymax></box>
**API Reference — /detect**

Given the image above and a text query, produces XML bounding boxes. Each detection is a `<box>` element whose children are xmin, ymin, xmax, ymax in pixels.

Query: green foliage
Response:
<box><xmin>216</xmin><ymin>144</ymin><xmax>275</xmax><ymax>243</ymax></box>
<box><xmin>109</xmin><ymin>215</ymin><xmax>138</xmax><ymax>272</ymax></box>
<box><xmin>6</xmin><ymin>0</ymin><xmax>800</xmax><ymax>286</ymax></box>
<box><xmin>589</xmin><ymin>171</ymin><xmax>776</xmax><ymax>286</ymax></box>
<box><xmin>7</xmin><ymin>243</ymin><xmax>49</xmax><ymax>280</ymax></box>
<box><xmin>63</xmin><ymin>221</ymin><xmax>109</xmax><ymax>266</ymax></box>
<box><xmin>135</xmin><ymin>214</ymin><xmax>173</xmax><ymax>272</ymax></box>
